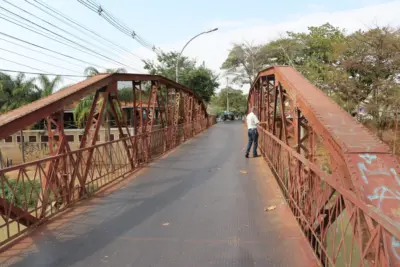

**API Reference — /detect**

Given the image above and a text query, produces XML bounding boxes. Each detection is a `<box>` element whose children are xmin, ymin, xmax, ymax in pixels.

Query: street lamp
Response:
<box><xmin>175</xmin><ymin>28</ymin><xmax>218</xmax><ymax>83</ymax></box>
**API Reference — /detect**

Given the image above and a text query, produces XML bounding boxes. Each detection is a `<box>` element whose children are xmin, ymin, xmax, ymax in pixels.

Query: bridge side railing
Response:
<box><xmin>258</xmin><ymin>125</ymin><xmax>400</xmax><ymax>266</ymax></box>
<box><xmin>0</xmin><ymin>117</ymin><xmax>215</xmax><ymax>247</ymax></box>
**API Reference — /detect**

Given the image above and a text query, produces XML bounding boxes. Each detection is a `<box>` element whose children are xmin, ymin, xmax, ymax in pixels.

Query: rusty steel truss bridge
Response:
<box><xmin>0</xmin><ymin>67</ymin><xmax>398</xmax><ymax>266</ymax></box>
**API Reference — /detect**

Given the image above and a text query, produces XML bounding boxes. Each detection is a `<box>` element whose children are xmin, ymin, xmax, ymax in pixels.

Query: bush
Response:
<box><xmin>0</xmin><ymin>176</ymin><xmax>41</xmax><ymax>208</ymax></box>
<box><xmin>85</xmin><ymin>183</ymin><xmax>99</xmax><ymax>196</ymax></box>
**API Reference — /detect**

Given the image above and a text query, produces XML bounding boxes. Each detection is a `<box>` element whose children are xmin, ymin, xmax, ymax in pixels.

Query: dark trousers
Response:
<box><xmin>246</xmin><ymin>128</ymin><xmax>258</xmax><ymax>156</ymax></box>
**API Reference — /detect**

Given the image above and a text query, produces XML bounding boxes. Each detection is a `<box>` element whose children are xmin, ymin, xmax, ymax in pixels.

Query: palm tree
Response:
<box><xmin>0</xmin><ymin>72</ymin><xmax>39</xmax><ymax>163</ymax></box>
<box><xmin>75</xmin><ymin>67</ymin><xmax>127</xmax><ymax>141</ymax></box>
<box><xmin>84</xmin><ymin>67</ymin><xmax>127</xmax><ymax>77</ymax></box>
<box><xmin>106</xmin><ymin>68</ymin><xmax>127</xmax><ymax>74</ymax></box>
<box><xmin>73</xmin><ymin>96</ymin><xmax>95</xmax><ymax>128</ymax></box>
<box><xmin>37</xmin><ymin>75</ymin><xmax>62</xmax><ymax>97</ymax></box>
<box><xmin>84</xmin><ymin>67</ymin><xmax>100</xmax><ymax>77</ymax></box>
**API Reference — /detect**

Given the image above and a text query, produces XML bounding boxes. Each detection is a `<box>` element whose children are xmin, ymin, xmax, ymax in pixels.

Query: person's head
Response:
<box><xmin>250</xmin><ymin>106</ymin><xmax>255</xmax><ymax>113</ymax></box>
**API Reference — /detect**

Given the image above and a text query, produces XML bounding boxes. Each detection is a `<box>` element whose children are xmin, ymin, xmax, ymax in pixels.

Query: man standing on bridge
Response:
<box><xmin>245</xmin><ymin>107</ymin><xmax>260</xmax><ymax>158</ymax></box>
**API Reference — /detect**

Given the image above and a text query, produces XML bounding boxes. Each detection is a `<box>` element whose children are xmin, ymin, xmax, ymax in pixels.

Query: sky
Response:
<box><xmin>1</xmin><ymin>0</ymin><xmax>400</xmax><ymax>93</ymax></box>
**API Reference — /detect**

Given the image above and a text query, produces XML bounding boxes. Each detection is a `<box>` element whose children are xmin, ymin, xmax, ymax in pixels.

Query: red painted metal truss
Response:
<box><xmin>0</xmin><ymin>73</ymin><xmax>215</xmax><ymax>247</ymax></box>
<box><xmin>248</xmin><ymin>66</ymin><xmax>400</xmax><ymax>266</ymax></box>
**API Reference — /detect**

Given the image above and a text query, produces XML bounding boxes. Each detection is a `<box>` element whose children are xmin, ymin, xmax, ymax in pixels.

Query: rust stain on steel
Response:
<box><xmin>0</xmin><ymin>74</ymin><xmax>112</xmax><ymax>140</ymax></box>
<box><xmin>0</xmin><ymin>69</ymin><xmax>216</xmax><ymax>249</ymax></box>
<box><xmin>249</xmin><ymin>66</ymin><xmax>400</xmax><ymax>265</ymax></box>
<box><xmin>274</xmin><ymin>66</ymin><xmax>400</xmax><ymax>217</ymax></box>
<box><xmin>276</xmin><ymin>66</ymin><xmax>387</xmax><ymax>153</ymax></box>
<box><xmin>251</xmin><ymin>140</ymin><xmax>320</xmax><ymax>266</ymax></box>
<box><xmin>0</xmin><ymin>73</ymin><xmax>209</xmax><ymax>141</ymax></box>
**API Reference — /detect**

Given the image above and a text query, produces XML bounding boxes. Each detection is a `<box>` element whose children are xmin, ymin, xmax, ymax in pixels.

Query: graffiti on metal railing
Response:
<box><xmin>248</xmin><ymin>66</ymin><xmax>400</xmax><ymax>266</ymax></box>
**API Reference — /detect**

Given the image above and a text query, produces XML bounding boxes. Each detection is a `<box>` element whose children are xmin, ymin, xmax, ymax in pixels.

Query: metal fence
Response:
<box><xmin>258</xmin><ymin>125</ymin><xmax>400</xmax><ymax>266</ymax></box>
<box><xmin>0</xmin><ymin>117</ymin><xmax>215</xmax><ymax>247</ymax></box>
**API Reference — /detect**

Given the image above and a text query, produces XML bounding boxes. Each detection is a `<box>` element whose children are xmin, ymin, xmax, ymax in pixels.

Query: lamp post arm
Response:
<box><xmin>175</xmin><ymin>29</ymin><xmax>218</xmax><ymax>83</ymax></box>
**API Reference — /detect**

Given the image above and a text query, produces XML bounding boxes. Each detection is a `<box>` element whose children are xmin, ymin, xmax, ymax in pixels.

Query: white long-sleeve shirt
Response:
<box><xmin>246</xmin><ymin>112</ymin><xmax>259</xmax><ymax>129</ymax></box>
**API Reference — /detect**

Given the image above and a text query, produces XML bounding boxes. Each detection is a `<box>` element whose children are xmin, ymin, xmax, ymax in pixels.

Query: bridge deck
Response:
<box><xmin>0</xmin><ymin>122</ymin><xmax>318</xmax><ymax>267</ymax></box>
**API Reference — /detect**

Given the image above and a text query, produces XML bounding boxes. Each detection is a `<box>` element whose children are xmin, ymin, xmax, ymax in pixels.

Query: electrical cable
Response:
<box><xmin>3</xmin><ymin>0</ymin><xmax>144</xmax><ymax>68</ymax></box>
<box><xmin>29</xmin><ymin>0</ymin><xmax>144</xmax><ymax>61</ymax></box>
<box><xmin>77</xmin><ymin>0</ymin><xmax>161</xmax><ymax>54</ymax></box>
<box><xmin>0</xmin><ymin>6</ymin><xmax>142</xmax><ymax>72</ymax></box>
<box><xmin>0</xmin><ymin>68</ymin><xmax>86</xmax><ymax>77</ymax></box>
<box><xmin>0</xmin><ymin>31</ymin><xmax>106</xmax><ymax>67</ymax></box>
<box><xmin>0</xmin><ymin>47</ymin><xmax>83</xmax><ymax>74</ymax></box>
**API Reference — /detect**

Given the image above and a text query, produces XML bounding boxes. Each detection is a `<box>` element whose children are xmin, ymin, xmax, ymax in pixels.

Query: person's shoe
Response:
<box><xmin>253</xmin><ymin>154</ymin><xmax>260</xmax><ymax>158</ymax></box>
<box><xmin>245</xmin><ymin>154</ymin><xmax>249</xmax><ymax>158</ymax></box>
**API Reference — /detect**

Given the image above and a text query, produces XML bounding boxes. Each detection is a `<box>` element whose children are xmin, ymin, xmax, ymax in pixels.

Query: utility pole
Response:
<box><xmin>226</xmin><ymin>77</ymin><xmax>229</xmax><ymax>112</ymax></box>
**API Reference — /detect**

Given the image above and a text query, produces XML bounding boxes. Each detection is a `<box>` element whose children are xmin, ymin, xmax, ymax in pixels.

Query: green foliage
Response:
<box><xmin>73</xmin><ymin>95</ymin><xmax>95</xmax><ymax>127</ymax></box>
<box><xmin>118</xmin><ymin>87</ymin><xmax>149</xmax><ymax>104</ymax></box>
<box><xmin>73</xmin><ymin>67</ymin><xmax>132</xmax><ymax>127</ymax></box>
<box><xmin>37</xmin><ymin>75</ymin><xmax>62</xmax><ymax>98</ymax></box>
<box><xmin>84</xmin><ymin>67</ymin><xmax>127</xmax><ymax>77</ymax></box>
<box><xmin>85</xmin><ymin>183</ymin><xmax>99</xmax><ymax>196</ymax></box>
<box><xmin>143</xmin><ymin>51</ymin><xmax>219</xmax><ymax>102</ymax></box>
<box><xmin>221</xmin><ymin>42</ymin><xmax>267</xmax><ymax>85</ymax></box>
<box><xmin>73</xmin><ymin>94</ymin><xmax>123</xmax><ymax>127</ymax></box>
<box><xmin>0</xmin><ymin>177</ymin><xmax>41</xmax><ymax>208</ymax></box>
<box><xmin>210</xmin><ymin>88</ymin><xmax>248</xmax><ymax>116</ymax></box>
<box><xmin>0</xmin><ymin>73</ymin><xmax>40</xmax><ymax>113</ymax></box>
<box><xmin>222</xmin><ymin>23</ymin><xmax>400</xmax><ymax>139</ymax></box>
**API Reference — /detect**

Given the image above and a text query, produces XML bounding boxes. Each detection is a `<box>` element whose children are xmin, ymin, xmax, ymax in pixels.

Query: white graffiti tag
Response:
<box><xmin>392</xmin><ymin>236</ymin><xmax>400</xmax><ymax>260</ymax></box>
<box><xmin>359</xmin><ymin>153</ymin><xmax>377</xmax><ymax>164</ymax></box>
<box><xmin>367</xmin><ymin>186</ymin><xmax>400</xmax><ymax>210</ymax></box>
<box><xmin>357</xmin><ymin>163</ymin><xmax>392</xmax><ymax>185</ymax></box>
<box><xmin>391</xmin><ymin>168</ymin><xmax>400</xmax><ymax>186</ymax></box>
<box><xmin>357</xmin><ymin>154</ymin><xmax>398</xmax><ymax>185</ymax></box>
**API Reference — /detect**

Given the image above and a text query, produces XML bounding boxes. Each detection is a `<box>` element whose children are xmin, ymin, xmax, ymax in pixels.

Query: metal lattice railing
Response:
<box><xmin>0</xmin><ymin>118</ymin><xmax>215</xmax><ymax>247</ymax></box>
<box><xmin>258</xmin><ymin>125</ymin><xmax>400</xmax><ymax>266</ymax></box>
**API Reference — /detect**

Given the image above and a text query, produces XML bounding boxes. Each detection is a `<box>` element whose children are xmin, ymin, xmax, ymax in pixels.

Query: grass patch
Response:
<box><xmin>0</xmin><ymin>176</ymin><xmax>41</xmax><ymax>208</ymax></box>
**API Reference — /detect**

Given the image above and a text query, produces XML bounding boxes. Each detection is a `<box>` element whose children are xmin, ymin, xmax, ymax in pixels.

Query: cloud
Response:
<box><xmin>134</xmin><ymin>0</ymin><xmax>400</xmax><ymax>94</ymax></box>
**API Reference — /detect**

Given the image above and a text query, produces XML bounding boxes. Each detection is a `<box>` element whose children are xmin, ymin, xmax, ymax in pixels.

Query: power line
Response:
<box><xmin>0</xmin><ymin>57</ymin><xmax>85</xmax><ymax>81</ymax></box>
<box><xmin>3</xmin><ymin>0</ymin><xmax>143</xmax><ymax>68</ymax></box>
<box><xmin>0</xmin><ymin>68</ymin><xmax>86</xmax><ymax>78</ymax></box>
<box><xmin>27</xmin><ymin>0</ymin><xmax>144</xmax><ymax>61</ymax></box>
<box><xmin>77</xmin><ymin>0</ymin><xmax>161</xmax><ymax>54</ymax></box>
<box><xmin>0</xmin><ymin>36</ymin><xmax>87</xmax><ymax>69</ymax></box>
<box><xmin>0</xmin><ymin>47</ymin><xmax>82</xmax><ymax>74</ymax></box>
<box><xmin>0</xmin><ymin>12</ymin><xmax>106</xmax><ymax>69</ymax></box>
<box><xmin>0</xmin><ymin>31</ymin><xmax>106</xmax><ymax>67</ymax></box>
<box><xmin>0</xmin><ymin>5</ymin><xmax>142</xmax><ymax>72</ymax></box>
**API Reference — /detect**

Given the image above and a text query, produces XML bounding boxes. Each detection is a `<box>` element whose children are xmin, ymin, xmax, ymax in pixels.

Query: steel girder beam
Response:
<box><xmin>248</xmin><ymin>66</ymin><xmax>400</xmax><ymax>265</ymax></box>
<box><xmin>0</xmin><ymin>72</ymin><xmax>212</xmax><ymax>237</ymax></box>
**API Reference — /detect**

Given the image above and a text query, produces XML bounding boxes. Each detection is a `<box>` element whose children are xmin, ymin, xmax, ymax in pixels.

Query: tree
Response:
<box><xmin>222</xmin><ymin>23</ymin><xmax>400</xmax><ymax>145</ymax></box>
<box><xmin>143</xmin><ymin>51</ymin><xmax>219</xmax><ymax>102</ymax></box>
<box><xmin>84</xmin><ymin>67</ymin><xmax>127</xmax><ymax>77</ymax></box>
<box><xmin>75</xmin><ymin>67</ymin><xmax>128</xmax><ymax>139</ymax></box>
<box><xmin>183</xmin><ymin>66</ymin><xmax>219</xmax><ymax>102</ymax></box>
<box><xmin>210</xmin><ymin>88</ymin><xmax>247</xmax><ymax>116</ymax></box>
<box><xmin>260</xmin><ymin>37</ymin><xmax>304</xmax><ymax>66</ymax></box>
<box><xmin>221</xmin><ymin>42</ymin><xmax>268</xmax><ymax>86</ymax></box>
<box><xmin>340</xmin><ymin>27</ymin><xmax>400</xmax><ymax>138</ymax></box>
<box><xmin>285</xmin><ymin>23</ymin><xmax>347</xmax><ymax>95</ymax></box>
<box><xmin>37</xmin><ymin>75</ymin><xmax>62</xmax><ymax>97</ymax></box>
<box><xmin>0</xmin><ymin>72</ymin><xmax>39</xmax><ymax>163</ymax></box>
<box><xmin>0</xmin><ymin>73</ymin><xmax>38</xmax><ymax>112</ymax></box>
<box><xmin>117</xmin><ymin>87</ymin><xmax>150</xmax><ymax>105</ymax></box>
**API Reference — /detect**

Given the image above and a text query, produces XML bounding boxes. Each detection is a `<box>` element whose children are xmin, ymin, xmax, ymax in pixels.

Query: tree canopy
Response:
<box><xmin>222</xmin><ymin>23</ymin><xmax>400</xmax><ymax>138</ymax></box>
<box><xmin>143</xmin><ymin>51</ymin><xmax>219</xmax><ymax>102</ymax></box>
<box><xmin>84</xmin><ymin>67</ymin><xmax>127</xmax><ymax>77</ymax></box>
<box><xmin>210</xmin><ymin>87</ymin><xmax>247</xmax><ymax>116</ymax></box>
